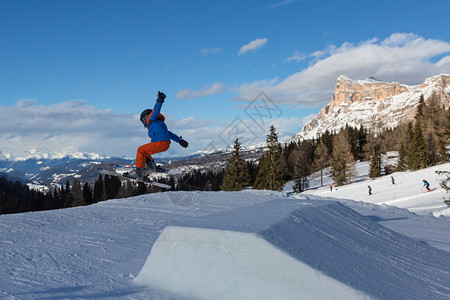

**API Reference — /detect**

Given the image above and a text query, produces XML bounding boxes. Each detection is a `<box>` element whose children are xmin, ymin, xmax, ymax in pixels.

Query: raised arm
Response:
<box><xmin>147</xmin><ymin>91</ymin><xmax>166</xmax><ymax>123</ymax></box>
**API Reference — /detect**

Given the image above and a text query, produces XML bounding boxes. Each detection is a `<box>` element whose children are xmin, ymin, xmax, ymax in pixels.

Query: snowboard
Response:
<box><xmin>112</xmin><ymin>164</ymin><xmax>182</xmax><ymax>176</ymax></box>
<box><xmin>98</xmin><ymin>167</ymin><xmax>172</xmax><ymax>189</ymax></box>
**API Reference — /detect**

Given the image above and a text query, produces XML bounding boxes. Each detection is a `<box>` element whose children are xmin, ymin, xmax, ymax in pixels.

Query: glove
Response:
<box><xmin>179</xmin><ymin>137</ymin><xmax>188</xmax><ymax>148</ymax></box>
<box><xmin>157</xmin><ymin>91</ymin><xmax>166</xmax><ymax>103</ymax></box>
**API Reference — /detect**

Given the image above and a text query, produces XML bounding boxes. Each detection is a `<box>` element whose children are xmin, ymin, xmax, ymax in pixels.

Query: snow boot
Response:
<box><xmin>146</xmin><ymin>158</ymin><xmax>166</xmax><ymax>173</ymax></box>
<box><xmin>134</xmin><ymin>167</ymin><xmax>145</xmax><ymax>181</ymax></box>
<box><xmin>146</xmin><ymin>158</ymin><xmax>157</xmax><ymax>171</ymax></box>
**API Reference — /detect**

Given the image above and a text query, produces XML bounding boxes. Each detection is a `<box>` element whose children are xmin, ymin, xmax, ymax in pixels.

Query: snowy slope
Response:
<box><xmin>0</xmin><ymin>164</ymin><xmax>449</xmax><ymax>299</ymax></box>
<box><xmin>302</xmin><ymin>162</ymin><xmax>450</xmax><ymax>217</ymax></box>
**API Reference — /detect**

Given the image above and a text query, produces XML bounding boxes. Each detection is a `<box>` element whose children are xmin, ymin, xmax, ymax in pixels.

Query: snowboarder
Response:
<box><xmin>368</xmin><ymin>185</ymin><xmax>372</xmax><ymax>196</ymax></box>
<box><xmin>131</xmin><ymin>91</ymin><xmax>188</xmax><ymax>180</ymax></box>
<box><xmin>423</xmin><ymin>180</ymin><xmax>431</xmax><ymax>192</ymax></box>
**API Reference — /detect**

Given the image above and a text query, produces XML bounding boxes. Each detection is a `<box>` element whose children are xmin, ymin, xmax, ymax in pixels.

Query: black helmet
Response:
<box><xmin>140</xmin><ymin>109</ymin><xmax>152</xmax><ymax>127</ymax></box>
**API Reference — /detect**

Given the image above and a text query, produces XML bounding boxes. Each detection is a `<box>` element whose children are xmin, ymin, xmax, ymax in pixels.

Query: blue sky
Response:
<box><xmin>1</xmin><ymin>0</ymin><xmax>450</xmax><ymax>158</ymax></box>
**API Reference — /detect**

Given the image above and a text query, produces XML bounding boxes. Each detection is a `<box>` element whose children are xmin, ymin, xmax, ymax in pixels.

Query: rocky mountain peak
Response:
<box><xmin>296</xmin><ymin>74</ymin><xmax>450</xmax><ymax>140</ymax></box>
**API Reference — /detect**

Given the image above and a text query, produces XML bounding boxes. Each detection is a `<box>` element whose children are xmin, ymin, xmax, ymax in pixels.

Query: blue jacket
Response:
<box><xmin>144</xmin><ymin>101</ymin><xmax>180</xmax><ymax>143</ymax></box>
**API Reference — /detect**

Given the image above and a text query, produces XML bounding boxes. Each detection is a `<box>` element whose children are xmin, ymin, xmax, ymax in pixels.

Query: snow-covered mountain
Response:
<box><xmin>0</xmin><ymin>149</ymin><xmax>110</xmax><ymax>162</ymax></box>
<box><xmin>295</xmin><ymin>74</ymin><xmax>450</xmax><ymax>140</ymax></box>
<box><xmin>0</xmin><ymin>149</ymin><xmax>133</xmax><ymax>184</ymax></box>
<box><xmin>1</xmin><ymin>162</ymin><xmax>449</xmax><ymax>299</ymax></box>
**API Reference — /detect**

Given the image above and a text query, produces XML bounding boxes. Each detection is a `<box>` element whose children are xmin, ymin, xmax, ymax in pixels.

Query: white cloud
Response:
<box><xmin>0</xmin><ymin>99</ymin><xmax>308</xmax><ymax>158</ymax></box>
<box><xmin>176</xmin><ymin>82</ymin><xmax>224</xmax><ymax>100</ymax></box>
<box><xmin>238</xmin><ymin>38</ymin><xmax>268</xmax><ymax>55</ymax></box>
<box><xmin>284</xmin><ymin>50</ymin><xmax>306</xmax><ymax>63</ymax></box>
<box><xmin>201</xmin><ymin>47</ymin><xmax>223</xmax><ymax>55</ymax></box>
<box><xmin>235</xmin><ymin>33</ymin><xmax>450</xmax><ymax>107</ymax></box>
<box><xmin>270</xmin><ymin>116</ymin><xmax>306</xmax><ymax>141</ymax></box>
<box><xmin>0</xmin><ymin>100</ymin><xmax>229</xmax><ymax>158</ymax></box>
<box><xmin>0</xmin><ymin>100</ymin><xmax>143</xmax><ymax>157</ymax></box>
<box><xmin>258</xmin><ymin>0</ymin><xmax>301</xmax><ymax>9</ymax></box>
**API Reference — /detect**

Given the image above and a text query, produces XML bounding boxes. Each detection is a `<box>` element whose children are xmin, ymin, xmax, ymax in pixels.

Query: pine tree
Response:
<box><xmin>104</xmin><ymin>175</ymin><xmax>121</xmax><ymax>199</ymax></box>
<box><xmin>245</xmin><ymin>161</ymin><xmax>258</xmax><ymax>186</ymax></box>
<box><xmin>345</xmin><ymin>125</ymin><xmax>361</xmax><ymax>160</ymax></box>
<box><xmin>134</xmin><ymin>182</ymin><xmax>147</xmax><ymax>196</ymax></box>
<box><xmin>357</xmin><ymin>125</ymin><xmax>368</xmax><ymax>159</ymax></box>
<box><xmin>253</xmin><ymin>125</ymin><xmax>284</xmax><ymax>191</ymax></box>
<box><xmin>53</xmin><ymin>187</ymin><xmax>64</xmax><ymax>209</ymax></box>
<box><xmin>415</xmin><ymin>95</ymin><xmax>425</xmax><ymax>119</ymax></box>
<box><xmin>397</xmin><ymin>143</ymin><xmax>408</xmax><ymax>171</ymax></box>
<box><xmin>313</xmin><ymin>141</ymin><xmax>329</xmax><ymax>186</ymax></box>
<box><xmin>93</xmin><ymin>175</ymin><xmax>105</xmax><ymax>203</ymax></box>
<box><xmin>408</xmin><ymin>121</ymin><xmax>429</xmax><ymax>170</ymax></box>
<box><xmin>221</xmin><ymin>139</ymin><xmax>251</xmax><ymax>191</ymax></box>
<box><xmin>369</xmin><ymin>149</ymin><xmax>381</xmax><ymax>179</ymax></box>
<box><xmin>321</xmin><ymin>129</ymin><xmax>333</xmax><ymax>157</ymax></box>
<box><xmin>282</xmin><ymin>141</ymin><xmax>297</xmax><ymax>178</ymax></box>
<box><xmin>70</xmin><ymin>179</ymin><xmax>85</xmax><ymax>207</ymax></box>
<box><xmin>83</xmin><ymin>182</ymin><xmax>93</xmax><ymax>205</ymax></box>
<box><xmin>407</xmin><ymin>122</ymin><xmax>414</xmax><ymax>143</ymax></box>
<box><xmin>330</xmin><ymin>131</ymin><xmax>356</xmax><ymax>186</ymax></box>
<box><xmin>117</xmin><ymin>180</ymin><xmax>134</xmax><ymax>198</ymax></box>
<box><xmin>293</xmin><ymin>149</ymin><xmax>310</xmax><ymax>193</ymax></box>
<box><xmin>63</xmin><ymin>180</ymin><xmax>74</xmax><ymax>208</ymax></box>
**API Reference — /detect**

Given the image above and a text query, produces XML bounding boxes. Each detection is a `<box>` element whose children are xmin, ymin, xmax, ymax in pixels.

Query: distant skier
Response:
<box><xmin>368</xmin><ymin>185</ymin><xmax>372</xmax><ymax>196</ymax></box>
<box><xmin>330</xmin><ymin>184</ymin><xmax>333</xmax><ymax>192</ymax></box>
<box><xmin>391</xmin><ymin>176</ymin><xmax>395</xmax><ymax>185</ymax></box>
<box><xmin>423</xmin><ymin>180</ymin><xmax>431</xmax><ymax>192</ymax></box>
<box><xmin>131</xmin><ymin>91</ymin><xmax>189</xmax><ymax>180</ymax></box>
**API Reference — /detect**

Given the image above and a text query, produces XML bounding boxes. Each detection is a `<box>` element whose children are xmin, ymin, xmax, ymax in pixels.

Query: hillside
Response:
<box><xmin>301</xmin><ymin>162</ymin><xmax>450</xmax><ymax>218</ymax></box>
<box><xmin>0</xmin><ymin>163</ymin><xmax>449</xmax><ymax>299</ymax></box>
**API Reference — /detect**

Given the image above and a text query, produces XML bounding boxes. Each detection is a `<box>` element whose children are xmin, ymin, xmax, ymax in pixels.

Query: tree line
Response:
<box><xmin>0</xmin><ymin>174</ymin><xmax>152</xmax><ymax>215</ymax></box>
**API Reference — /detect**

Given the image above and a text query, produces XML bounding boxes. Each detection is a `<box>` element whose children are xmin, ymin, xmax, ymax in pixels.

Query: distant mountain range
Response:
<box><xmin>295</xmin><ymin>74</ymin><xmax>450</xmax><ymax>140</ymax></box>
<box><xmin>0</xmin><ymin>150</ymin><xmax>134</xmax><ymax>186</ymax></box>
<box><xmin>0</xmin><ymin>146</ymin><xmax>265</xmax><ymax>188</ymax></box>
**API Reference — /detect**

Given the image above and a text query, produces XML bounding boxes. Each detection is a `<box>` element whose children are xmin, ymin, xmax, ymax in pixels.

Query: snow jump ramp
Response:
<box><xmin>135</xmin><ymin>198</ymin><xmax>450</xmax><ymax>300</ymax></box>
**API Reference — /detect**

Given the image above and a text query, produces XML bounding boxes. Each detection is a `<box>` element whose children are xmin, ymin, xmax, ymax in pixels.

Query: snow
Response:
<box><xmin>51</xmin><ymin>172</ymin><xmax>77</xmax><ymax>182</ymax></box>
<box><xmin>1</xmin><ymin>163</ymin><xmax>450</xmax><ymax>299</ymax></box>
<box><xmin>338</xmin><ymin>75</ymin><xmax>387</xmax><ymax>85</ymax></box>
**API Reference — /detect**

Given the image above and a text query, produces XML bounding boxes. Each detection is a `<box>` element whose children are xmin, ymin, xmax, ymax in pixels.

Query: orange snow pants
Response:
<box><xmin>136</xmin><ymin>140</ymin><xmax>170</xmax><ymax>168</ymax></box>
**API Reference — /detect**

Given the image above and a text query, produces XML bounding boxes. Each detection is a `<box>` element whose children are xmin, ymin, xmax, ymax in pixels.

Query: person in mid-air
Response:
<box><xmin>423</xmin><ymin>180</ymin><xmax>431</xmax><ymax>192</ymax></box>
<box><xmin>132</xmin><ymin>91</ymin><xmax>188</xmax><ymax>180</ymax></box>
